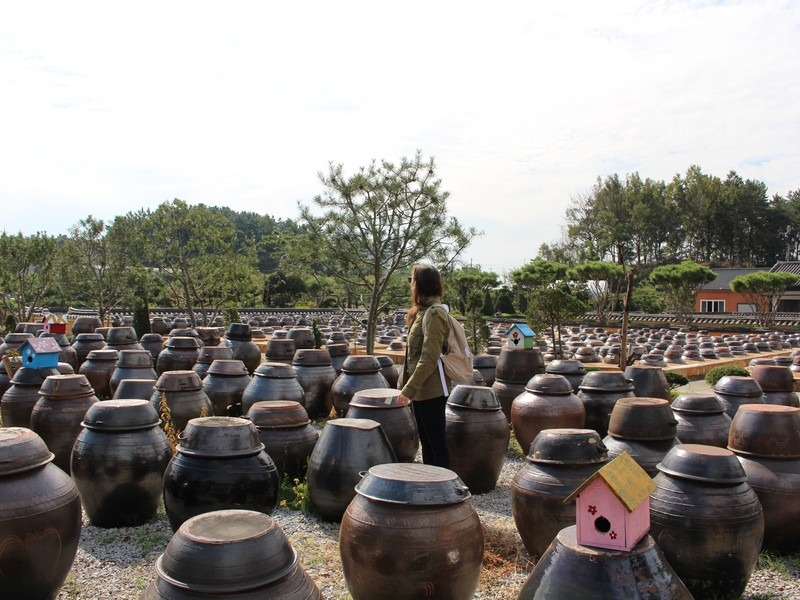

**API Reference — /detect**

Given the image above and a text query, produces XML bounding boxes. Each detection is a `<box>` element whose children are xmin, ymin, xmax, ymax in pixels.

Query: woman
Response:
<box><xmin>398</xmin><ymin>264</ymin><xmax>451</xmax><ymax>468</ymax></box>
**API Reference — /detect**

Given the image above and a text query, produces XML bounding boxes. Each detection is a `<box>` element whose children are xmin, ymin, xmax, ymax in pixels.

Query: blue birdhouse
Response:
<box><xmin>19</xmin><ymin>338</ymin><xmax>61</xmax><ymax>369</ymax></box>
<box><xmin>505</xmin><ymin>323</ymin><xmax>536</xmax><ymax>350</ymax></box>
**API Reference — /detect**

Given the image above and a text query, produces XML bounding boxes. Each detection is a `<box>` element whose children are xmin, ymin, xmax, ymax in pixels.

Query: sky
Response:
<box><xmin>1</xmin><ymin>1</ymin><xmax>799</xmax><ymax>279</ymax></box>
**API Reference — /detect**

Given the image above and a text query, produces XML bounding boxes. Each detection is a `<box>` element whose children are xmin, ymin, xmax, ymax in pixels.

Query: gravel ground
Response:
<box><xmin>58</xmin><ymin>446</ymin><xmax>800</xmax><ymax>599</ymax></box>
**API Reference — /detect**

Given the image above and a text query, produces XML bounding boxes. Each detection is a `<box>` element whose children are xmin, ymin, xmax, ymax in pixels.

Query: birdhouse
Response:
<box><xmin>18</xmin><ymin>337</ymin><xmax>61</xmax><ymax>370</ymax></box>
<box><xmin>564</xmin><ymin>452</ymin><xmax>656</xmax><ymax>551</ymax></box>
<box><xmin>42</xmin><ymin>313</ymin><xmax>67</xmax><ymax>335</ymax></box>
<box><xmin>505</xmin><ymin>323</ymin><xmax>536</xmax><ymax>350</ymax></box>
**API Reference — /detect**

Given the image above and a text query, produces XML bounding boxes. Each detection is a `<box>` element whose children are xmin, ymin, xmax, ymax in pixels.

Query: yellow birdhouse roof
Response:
<box><xmin>565</xmin><ymin>451</ymin><xmax>656</xmax><ymax>512</ymax></box>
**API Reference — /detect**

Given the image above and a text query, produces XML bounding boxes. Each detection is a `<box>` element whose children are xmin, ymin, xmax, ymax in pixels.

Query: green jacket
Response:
<box><xmin>401</xmin><ymin>298</ymin><xmax>451</xmax><ymax>400</ymax></box>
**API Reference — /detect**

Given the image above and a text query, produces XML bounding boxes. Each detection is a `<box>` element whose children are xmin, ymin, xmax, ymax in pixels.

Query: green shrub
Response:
<box><xmin>664</xmin><ymin>371</ymin><xmax>689</xmax><ymax>390</ymax></box>
<box><xmin>705</xmin><ymin>365</ymin><xmax>750</xmax><ymax>387</ymax></box>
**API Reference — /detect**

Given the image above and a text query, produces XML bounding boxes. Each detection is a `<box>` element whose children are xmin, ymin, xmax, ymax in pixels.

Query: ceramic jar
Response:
<box><xmin>71</xmin><ymin>400</ymin><xmax>172</xmax><ymax>527</ymax></box>
<box><xmin>340</xmin><ymin>463</ymin><xmax>483</xmax><ymax>600</ymax></box>
<box><xmin>71</xmin><ymin>332</ymin><xmax>106</xmax><ymax>369</ymax></box>
<box><xmin>545</xmin><ymin>359</ymin><xmax>586</xmax><ymax>393</ymax></box>
<box><xmin>105</xmin><ymin>326</ymin><xmax>143</xmax><ymax>351</ymax></box>
<box><xmin>603</xmin><ymin>397</ymin><xmax>678</xmax><ymax>477</ymax></box>
<box><xmin>714</xmin><ymin>376</ymin><xmax>764</xmax><ymax>419</ymax></box>
<box><xmin>163</xmin><ymin>417</ymin><xmax>280</xmax><ymax>531</ymax></box>
<box><xmin>225</xmin><ymin>324</ymin><xmax>262</xmax><ymax>374</ymax></box>
<box><xmin>247</xmin><ymin>401</ymin><xmax>319</xmax><ymax>480</ymax></box>
<box><xmin>203</xmin><ymin>359</ymin><xmax>252</xmax><ymax>417</ymax></box>
<box><xmin>0</xmin><ymin>428</ymin><xmax>83</xmax><ymax>600</ymax></box>
<box><xmin>157</xmin><ymin>337</ymin><xmax>201</xmax><ymax>375</ymax></box>
<box><xmin>671</xmin><ymin>393</ymin><xmax>731</xmax><ymax>447</ymax></box>
<box><xmin>728</xmin><ymin>404</ymin><xmax>800</xmax><ymax>553</ymax></box>
<box><xmin>750</xmin><ymin>364</ymin><xmax>799</xmax><ymax>407</ymax></box>
<box><xmin>79</xmin><ymin>348</ymin><xmax>119</xmax><ymax>399</ymax></box>
<box><xmin>347</xmin><ymin>388</ymin><xmax>419</xmax><ymax>463</ymax></box>
<box><xmin>150</xmin><ymin>371</ymin><xmax>213</xmax><ymax>433</ymax></box>
<box><xmin>140</xmin><ymin>333</ymin><xmax>165</xmax><ymax>364</ymax></box>
<box><xmin>265</xmin><ymin>338</ymin><xmax>297</xmax><ymax>365</ymax></box>
<box><xmin>306</xmin><ymin>418</ymin><xmax>396</xmax><ymax>521</ymax></box>
<box><xmin>623</xmin><ymin>365</ymin><xmax>671</xmax><ymax>401</ymax></box>
<box><xmin>326</xmin><ymin>343</ymin><xmax>350</xmax><ymax>374</ymax></box>
<box><xmin>577</xmin><ymin>371</ymin><xmax>635</xmax><ymax>438</ymax></box>
<box><xmin>292</xmin><ymin>348</ymin><xmax>336</xmax><ymax>419</ymax></box>
<box><xmin>331</xmin><ymin>356</ymin><xmax>389</xmax><ymax>417</ymax></box>
<box><xmin>444</xmin><ymin>385</ymin><xmax>509</xmax><ymax>494</ymax></box>
<box><xmin>242</xmin><ymin>362</ymin><xmax>305</xmax><ymax>415</ymax></box>
<box><xmin>491</xmin><ymin>348</ymin><xmax>545</xmax><ymax>421</ymax></box>
<box><xmin>109</xmin><ymin>349</ymin><xmax>157</xmax><ymax>396</ymax></box>
<box><xmin>192</xmin><ymin>345</ymin><xmax>234</xmax><ymax>380</ymax></box>
<box><xmin>144</xmin><ymin>509</ymin><xmax>322</xmax><ymax>599</ymax></box>
<box><xmin>30</xmin><ymin>374</ymin><xmax>99</xmax><ymax>472</ymax></box>
<box><xmin>0</xmin><ymin>366</ymin><xmax>60</xmax><ymax>427</ymax></box>
<box><xmin>473</xmin><ymin>354</ymin><xmax>498</xmax><ymax>387</ymax></box>
<box><xmin>511</xmin><ymin>374</ymin><xmax>585</xmax><ymax>456</ymax></box>
<box><xmin>649</xmin><ymin>444</ymin><xmax>764</xmax><ymax>600</ymax></box>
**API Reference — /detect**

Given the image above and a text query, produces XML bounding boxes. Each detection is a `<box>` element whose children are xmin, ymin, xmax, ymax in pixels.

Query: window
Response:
<box><xmin>701</xmin><ymin>300</ymin><xmax>725</xmax><ymax>313</ymax></box>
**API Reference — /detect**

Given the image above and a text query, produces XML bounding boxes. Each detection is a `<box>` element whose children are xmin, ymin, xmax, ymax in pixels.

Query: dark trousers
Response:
<box><xmin>412</xmin><ymin>396</ymin><xmax>450</xmax><ymax>468</ymax></box>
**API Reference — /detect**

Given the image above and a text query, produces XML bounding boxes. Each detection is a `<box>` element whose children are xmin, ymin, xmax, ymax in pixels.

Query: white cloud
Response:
<box><xmin>1</xmin><ymin>0</ymin><xmax>798</xmax><ymax>273</ymax></box>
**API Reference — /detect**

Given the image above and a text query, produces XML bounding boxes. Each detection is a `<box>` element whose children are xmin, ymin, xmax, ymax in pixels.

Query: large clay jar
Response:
<box><xmin>445</xmin><ymin>385</ymin><xmax>508</xmax><ymax>493</ymax></box>
<box><xmin>203</xmin><ymin>359</ymin><xmax>252</xmax><ymax>417</ymax></box>
<box><xmin>71</xmin><ymin>315</ymin><xmax>102</xmax><ymax>336</ymax></box>
<box><xmin>326</xmin><ymin>342</ymin><xmax>350</xmax><ymax>375</ymax></box>
<box><xmin>225</xmin><ymin>324</ymin><xmax>262</xmax><ymax>375</ymax></box>
<box><xmin>577</xmin><ymin>371</ymin><xmax>635</xmax><ymax>438</ymax></box>
<box><xmin>348</xmin><ymin>388</ymin><xmax>419</xmax><ymax>463</ymax></box>
<box><xmin>511</xmin><ymin>428</ymin><xmax>608</xmax><ymax>558</ymax></box>
<box><xmin>192</xmin><ymin>345</ymin><xmax>234</xmax><ymax>380</ymax></box>
<box><xmin>140</xmin><ymin>333</ymin><xmax>165</xmax><ymax>364</ymax></box>
<box><xmin>150</xmin><ymin>317</ymin><xmax>170</xmax><ymax>336</ymax></box>
<box><xmin>265</xmin><ymin>338</ymin><xmax>297</xmax><ymax>366</ymax></box>
<box><xmin>0</xmin><ymin>428</ymin><xmax>82</xmax><ymax>600</ymax></box>
<box><xmin>518</xmin><ymin>526</ymin><xmax>692</xmax><ymax>600</ymax></box>
<box><xmin>105</xmin><ymin>326</ymin><xmax>143</xmax><ymax>351</ymax></box>
<box><xmin>331</xmin><ymin>355</ymin><xmax>389</xmax><ymax>417</ymax></box>
<box><xmin>287</xmin><ymin>327</ymin><xmax>315</xmax><ymax>350</ymax></box>
<box><xmin>340</xmin><ymin>463</ymin><xmax>483</xmax><ymax>600</ymax></box>
<box><xmin>71</xmin><ymin>332</ymin><xmax>106</xmax><ymax>369</ymax></box>
<box><xmin>163</xmin><ymin>417</ymin><xmax>280</xmax><ymax>531</ymax></box>
<box><xmin>79</xmin><ymin>348</ymin><xmax>118</xmax><ymax>399</ymax></box>
<box><xmin>491</xmin><ymin>348</ymin><xmax>545</xmax><ymax>420</ymax></box>
<box><xmin>603</xmin><ymin>397</ymin><xmax>678</xmax><ymax>477</ymax></box>
<box><xmin>545</xmin><ymin>359</ymin><xmax>586</xmax><ymax>393</ymax></box>
<box><xmin>649</xmin><ymin>444</ymin><xmax>764</xmax><ymax>600</ymax></box>
<box><xmin>623</xmin><ymin>364</ymin><xmax>671</xmax><ymax>401</ymax></box>
<box><xmin>292</xmin><ymin>348</ymin><xmax>336</xmax><ymax>419</ymax></box>
<box><xmin>242</xmin><ymin>362</ymin><xmax>305</xmax><ymax>415</ymax></box>
<box><xmin>247</xmin><ymin>401</ymin><xmax>319</xmax><ymax>480</ymax></box>
<box><xmin>376</xmin><ymin>355</ymin><xmax>400</xmax><ymax>389</ymax></box>
<box><xmin>0</xmin><ymin>366</ymin><xmax>60</xmax><ymax>427</ymax></box>
<box><xmin>109</xmin><ymin>349</ymin><xmax>157</xmax><ymax>396</ymax></box>
<box><xmin>144</xmin><ymin>509</ymin><xmax>322</xmax><ymax>600</ymax></box>
<box><xmin>672</xmin><ymin>392</ymin><xmax>732</xmax><ymax>447</ymax></box>
<box><xmin>714</xmin><ymin>375</ymin><xmax>764</xmax><ymax>419</ymax></box>
<box><xmin>157</xmin><ymin>336</ymin><xmax>201</xmax><ymax>375</ymax></box>
<box><xmin>71</xmin><ymin>400</ymin><xmax>172</xmax><ymax>528</ymax></box>
<box><xmin>511</xmin><ymin>374</ymin><xmax>585</xmax><ymax>456</ymax></box>
<box><xmin>30</xmin><ymin>374</ymin><xmax>98</xmax><ymax>472</ymax></box>
<box><xmin>464</xmin><ymin>355</ymin><xmax>493</xmax><ymax>389</ymax></box>
<box><xmin>728</xmin><ymin>404</ymin><xmax>800</xmax><ymax>553</ymax></box>
<box><xmin>750</xmin><ymin>364</ymin><xmax>799</xmax><ymax>407</ymax></box>
<box><xmin>306</xmin><ymin>418</ymin><xmax>396</xmax><ymax>521</ymax></box>
<box><xmin>150</xmin><ymin>370</ymin><xmax>213</xmax><ymax>433</ymax></box>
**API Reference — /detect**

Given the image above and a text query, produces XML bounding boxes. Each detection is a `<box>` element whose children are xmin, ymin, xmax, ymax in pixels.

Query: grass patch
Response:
<box><xmin>478</xmin><ymin>518</ymin><xmax>534</xmax><ymax>593</ymax></box>
<box><xmin>508</xmin><ymin>426</ymin><xmax>525</xmax><ymax>458</ymax></box>
<box><xmin>279</xmin><ymin>474</ymin><xmax>311</xmax><ymax>513</ymax></box>
<box><xmin>133</xmin><ymin>528</ymin><xmax>172</xmax><ymax>555</ymax></box>
<box><xmin>757</xmin><ymin>550</ymin><xmax>790</xmax><ymax>575</ymax></box>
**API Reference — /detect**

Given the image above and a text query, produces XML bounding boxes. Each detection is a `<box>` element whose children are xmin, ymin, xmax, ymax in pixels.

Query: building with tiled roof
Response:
<box><xmin>695</xmin><ymin>267</ymin><xmax>766</xmax><ymax>313</ymax></box>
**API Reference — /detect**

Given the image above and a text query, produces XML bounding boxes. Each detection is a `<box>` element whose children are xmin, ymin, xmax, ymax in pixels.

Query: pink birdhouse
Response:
<box><xmin>565</xmin><ymin>452</ymin><xmax>656</xmax><ymax>551</ymax></box>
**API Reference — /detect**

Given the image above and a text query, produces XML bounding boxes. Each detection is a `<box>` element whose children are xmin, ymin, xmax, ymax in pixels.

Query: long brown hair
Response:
<box><xmin>406</xmin><ymin>264</ymin><xmax>444</xmax><ymax>326</ymax></box>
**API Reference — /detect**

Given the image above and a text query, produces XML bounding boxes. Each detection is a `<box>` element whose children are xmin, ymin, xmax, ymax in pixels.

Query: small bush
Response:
<box><xmin>664</xmin><ymin>371</ymin><xmax>689</xmax><ymax>390</ymax></box>
<box><xmin>705</xmin><ymin>365</ymin><xmax>750</xmax><ymax>387</ymax></box>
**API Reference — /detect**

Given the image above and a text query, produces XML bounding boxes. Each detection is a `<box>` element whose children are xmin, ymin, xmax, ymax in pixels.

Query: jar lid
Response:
<box><xmin>39</xmin><ymin>374</ymin><xmax>96</xmax><ymax>399</ymax></box>
<box><xmin>82</xmin><ymin>399</ymin><xmax>160</xmax><ymax>431</ymax></box>
<box><xmin>253</xmin><ymin>362</ymin><xmax>297</xmax><ymax>379</ymax></box>
<box><xmin>671</xmin><ymin>393</ymin><xmax>725</xmax><ymax>415</ymax></box>
<box><xmin>341</xmin><ymin>355</ymin><xmax>381</xmax><ymax>373</ymax></box>
<box><xmin>73</xmin><ymin>332</ymin><xmax>105</xmax><ymax>342</ymax></box>
<box><xmin>656</xmin><ymin>444</ymin><xmax>747</xmax><ymax>484</ymax></box>
<box><xmin>714</xmin><ymin>376</ymin><xmax>763</xmax><ymax>397</ymax></box>
<box><xmin>226</xmin><ymin>323</ymin><xmax>252</xmax><ymax>341</ymax></box>
<box><xmin>0</xmin><ymin>428</ymin><xmax>55</xmax><ymax>475</ymax></box>
<box><xmin>177</xmin><ymin>417</ymin><xmax>265</xmax><ymax>457</ymax></box>
<box><xmin>154</xmin><ymin>370</ymin><xmax>203</xmax><ymax>391</ymax></box>
<box><xmin>116</xmin><ymin>349</ymin><xmax>154</xmax><ymax>368</ymax></box>
<box><xmin>140</xmin><ymin>333</ymin><xmax>164</xmax><ymax>343</ymax></box>
<box><xmin>10</xmin><ymin>366</ymin><xmax>59</xmax><ymax>385</ymax></box>
<box><xmin>85</xmin><ymin>349</ymin><xmax>120</xmax><ymax>361</ymax></box>
<box><xmin>293</xmin><ymin>349</ymin><xmax>333</xmax><ymax>367</ymax></box>
<box><xmin>207</xmin><ymin>359</ymin><xmax>250</xmax><ymax>377</ymax></box>
<box><xmin>325</xmin><ymin>343</ymin><xmax>350</xmax><ymax>357</ymax></box>
<box><xmin>607</xmin><ymin>397</ymin><xmax>677</xmax><ymax>441</ymax></box>
<box><xmin>196</xmin><ymin>346</ymin><xmax>234</xmax><ymax>363</ymax></box>
<box><xmin>350</xmin><ymin>388</ymin><xmax>409</xmax><ymax>409</ymax></box>
<box><xmin>355</xmin><ymin>463</ymin><xmax>471</xmax><ymax>505</ymax></box>
<box><xmin>247</xmin><ymin>401</ymin><xmax>310</xmax><ymax>428</ymax></box>
<box><xmin>525</xmin><ymin>373</ymin><xmax>574</xmax><ymax>395</ymax></box>
<box><xmin>578</xmin><ymin>371</ymin><xmax>634</xmax><ymax>392</ymax></box>
<box><xmin>106</xmin><ymin>327</ymin><xmax>138</xmax><ymax>345</ymax></box>
<box><xmin>528</xmin><ymin>429</ymin><xmax>608</xmax><ymax>464</ymax></box>
<box><xmin>155</xmin><ymin>510</ymin><xmax>297</xmax><ymax>593</ymax></box>
<box><xmin>545</xmin><ymin>359</ymin><xmax>586</xmax><ymax>375</ymax></box>
<box><xmin>165</xmin><ymin>336</ymin><xmax>200</xmax><ymax>349</ymax></box>
<box><xmin>446</xmin><ymin>385</ymin><xmax>501</xmax><ymax>410</ymax></box>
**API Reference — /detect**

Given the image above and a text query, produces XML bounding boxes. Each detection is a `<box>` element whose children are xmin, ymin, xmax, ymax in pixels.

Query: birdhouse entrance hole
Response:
<box><xmin>595</xmin><ymin>516</ymin><xmax>611</xmax><ymax>533</ymax></box>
